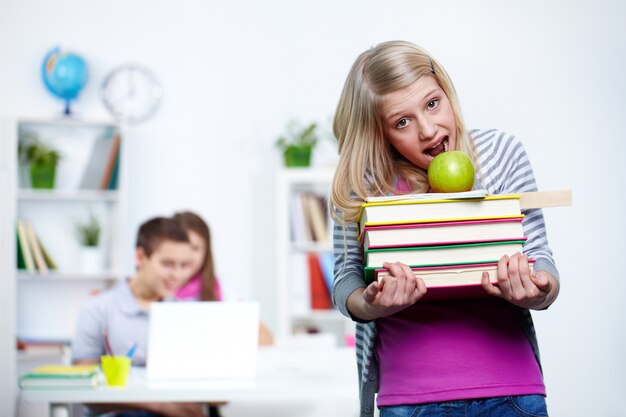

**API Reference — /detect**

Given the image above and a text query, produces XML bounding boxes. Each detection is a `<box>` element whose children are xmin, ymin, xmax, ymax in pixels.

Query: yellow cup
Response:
<box><xmin>101</xmin><ymin>355</ymin><xmax>131</xmax><ymax>386</ymax></box>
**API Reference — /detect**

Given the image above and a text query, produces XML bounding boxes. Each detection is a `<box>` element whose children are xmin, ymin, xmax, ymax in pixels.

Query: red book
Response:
<box><xmin>308</xmin><ymin>253</ymin><xmax>332</xmax><ymax>310</ymax></box>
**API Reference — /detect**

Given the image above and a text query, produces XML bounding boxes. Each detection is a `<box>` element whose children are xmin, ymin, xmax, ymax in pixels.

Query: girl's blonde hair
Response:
<box><xmin>330</xmin><ymin>40</ymin><xmax>478</xmax><ymax>224</ymax></box>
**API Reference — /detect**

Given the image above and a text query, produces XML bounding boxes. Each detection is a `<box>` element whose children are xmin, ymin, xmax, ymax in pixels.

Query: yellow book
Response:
<box><xmin>19</xmin><ymin>364</ymin><xmax>101</xmax><ymax>389</ymax></box>
<box><xmin>27</xmin><ymin>364</ymin><xmax>99</xmax><ymax>376</ymax></box>
<box><xmin>358</xmin><ymin>192</ymin><xmax>522</xmax><ymax>237</ymax></box>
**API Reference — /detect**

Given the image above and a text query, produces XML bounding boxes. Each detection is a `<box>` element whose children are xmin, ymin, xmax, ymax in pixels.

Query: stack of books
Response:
<box><xmin>16</xmin><ymin>339</ymin><xmax>69</xmax><ymax>360</ymax></box>
<box><xmin>358</xmin><ymin>190</ymin><xmax>533</xmax><ymax>299</ymax></box>
<box><xmin>19</xmin><ymin>364</ymin><xmax>101</xmax><ymax>389</ymax></box>
<box><xmin>16</xmin><ymin>219</ymin><xmax>57</xmax><ymax>274</ymax></box>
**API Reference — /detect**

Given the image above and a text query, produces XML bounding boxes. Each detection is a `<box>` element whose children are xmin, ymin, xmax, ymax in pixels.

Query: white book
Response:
<box><xmin>289</xmin><ymin>252</ymin><xmax>311</xmax><ymax>316</ymax></box>
<box><xmin>365</xmin><ymin>189</ymin><xmax>488</xmax><ymax>203</ymax></box>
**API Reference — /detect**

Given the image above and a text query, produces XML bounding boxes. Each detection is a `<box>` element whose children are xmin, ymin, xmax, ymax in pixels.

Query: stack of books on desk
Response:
<box><xmin>358</xmin><ymin>190</ymin><xmax>533</xmax><ymax>299</ymax></box>
<box><xmin>19</xmin><ymin>364</ymin><xmax>101</xmax><ymax>389</ymax></box>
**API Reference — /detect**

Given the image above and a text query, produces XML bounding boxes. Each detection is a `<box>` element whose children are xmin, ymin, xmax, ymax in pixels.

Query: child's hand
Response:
<box><xmin>481</xmin><ymin>253</ymin><xmax>557</xmax><ymax>310</ymax></box>
<box><xmin>361</xmin><ymin>261</ymin><xmax>427</xmax><ymax>318</ymax></box>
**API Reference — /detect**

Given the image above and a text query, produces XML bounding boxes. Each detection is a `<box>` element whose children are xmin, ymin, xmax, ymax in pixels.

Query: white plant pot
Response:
<box><xmin>80</xmin><ymin>246</ymin><xmax>104</xmax><ymax>274</ymax></box>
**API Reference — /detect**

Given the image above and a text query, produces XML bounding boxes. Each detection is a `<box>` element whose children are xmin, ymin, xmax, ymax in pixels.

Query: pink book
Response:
<box><xmin>362</xmin><ymin>217</ymin><xmax>525</xmax><ymax>249</ymax></box>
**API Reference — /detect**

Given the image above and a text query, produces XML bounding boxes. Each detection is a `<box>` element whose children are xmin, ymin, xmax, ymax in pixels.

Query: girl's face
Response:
<box><xmin>186</xmin><ymin>230</ymin><xmax>206</xmax><ymax>276</ymax></box>
<box><xmin>381</xmin><ymin>75</ymin><xmax>457</xmax><ymax>170</ymax></box>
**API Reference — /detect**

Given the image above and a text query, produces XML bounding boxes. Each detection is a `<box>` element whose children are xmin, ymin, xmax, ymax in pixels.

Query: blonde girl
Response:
<box><xmin>330</xmin><ymin>41</ymin><xmax>559</xmax><ymax>417</ymax></box>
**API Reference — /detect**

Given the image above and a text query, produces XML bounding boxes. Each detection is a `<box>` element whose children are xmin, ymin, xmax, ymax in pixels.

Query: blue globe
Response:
<box><xmin>42</xmin><ymin>47</ymin><xmax>88</xmax><ymax>114</ymax></box>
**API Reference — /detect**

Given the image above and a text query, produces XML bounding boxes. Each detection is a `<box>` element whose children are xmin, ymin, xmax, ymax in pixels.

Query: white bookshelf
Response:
<box><xmin>275</xmin><ymin>167</ymin><xmax>355</xmax><ymax>346</ymax></box>
<box><xmin>0</xmin><ymin>116</ymin><xmax>129</xmax><ymax>414</ymax></box>
<box><xmin>14</xmin><ymin>117</ymin><xmax>127</xmax><ymax>337</ymax></box>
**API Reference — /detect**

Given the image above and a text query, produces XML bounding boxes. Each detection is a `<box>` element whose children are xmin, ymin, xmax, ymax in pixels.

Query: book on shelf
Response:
<box><xmin>304</xmin><ymin>193</ymin><xmax>329</xmax><ymax>243</ymax></box>
<box><xmin>291</xmin><ymin>192</ymin><xmax>330</xmax><ymax>244</ymax></box>
<box><xmin>318</xmin><ymin>252</ymin><xmax>335</xmax><ymax>295</ymax></box>
<box><xmin>19</xmin><ymin>364</ymin><xmax>101</xmax><ymax>389</ymax></box>
<box><xmin>16</xmin><ymin>220</ymin><xmax>57</xmax><ymax>273</ymax></box>
<box><xmin>291</xmin><ymin>192</ymin><xmax>313</xmax><ymax>242</ymax></box>
<box><xmin>308</xmin><ymin>252</ymin><xmax>332</xmax><ymax>310</ymax></box>
<box><xmin>107</xmin><ymin>147</ymin><xmax>121</xmax><ymax>190</ymax></box>
<box><xmin>290</xmin><ymin>252</ymin><xmax>311</xmax><ymax>315</ymax></box>
<box><xmin>16</xmin><ymin>220</ymin><xmax>35</xmax><ymax>272</ymax></box>
<box><xmin>37</xmin><ymin>234</ymin><xmax>58</xmax><ymax>270</ymax></box>
<box><xmin>358</xmin><ymin>193</ymin><xmax>522</xmax><ymax>237</ymax></box>
<box><xmin>79</xmin><ymin>136</ymin><xmax>118</xmax><ymax>190</ymax></box>
<box><xmin>99</xmin><ymin>133</ymin><xmax>121</xmax><ymax>190</ymax></box>
<box><xmin>362</xmin><ymin>217</ymin><xmax>525</xmax><ymax>250</ymax></box>
<box><xmin>17</xmin><ymin>339</ymin><xmax>68</xmax><ymax>358</ymax></box>
<box><xmin>16</xmin><ymin>231</ymin><xmax>26</xmax><ymax>270</ymax></box>
<box><xmin>24</xmin><ymin>221</ymin><xmax>48</xmax><ymax>274</ymax></box>
<box><xmin>363</xmin><ymin>239</ymin><xmax>527</xmax><ymax>279</ymax></box>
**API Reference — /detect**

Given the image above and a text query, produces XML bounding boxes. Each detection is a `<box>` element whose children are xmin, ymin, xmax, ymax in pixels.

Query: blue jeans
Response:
<box><xmin>379</xmin><ymin>395</ymin><xmax>548</xmax><ymax>417</ymax></box>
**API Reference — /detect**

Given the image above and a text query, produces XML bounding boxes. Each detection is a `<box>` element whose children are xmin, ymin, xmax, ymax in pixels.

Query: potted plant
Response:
<box><xmin>18</xmin><ymin>135</ymin><xmax>61</xmax><ymax>189</ymax></box>
<box><xmin>76</xmin><ymin>212</ymin><xmax>103</xmax><ymax>273</ymax></box>
<box><xmin>275</xmin><ymin>120</ymin><xmax>318</xmax><ymax>167</ymax></box>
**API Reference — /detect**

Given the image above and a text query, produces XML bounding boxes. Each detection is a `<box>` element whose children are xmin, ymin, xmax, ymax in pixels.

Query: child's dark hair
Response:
<box><xmin>135</xmin><ymin>217</ymin><xmax>189</xmax><ymax>257</ymax></box>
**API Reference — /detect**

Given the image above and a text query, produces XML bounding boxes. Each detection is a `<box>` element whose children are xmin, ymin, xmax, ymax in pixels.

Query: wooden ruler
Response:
<box><xmin>520</xmin><ymin>190</ymin><xmax>572</xmax><ymax>209</ymax></box>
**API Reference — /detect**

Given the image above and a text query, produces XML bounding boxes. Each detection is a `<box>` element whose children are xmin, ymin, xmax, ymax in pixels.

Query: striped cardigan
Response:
<box><xmin>331</xmin><ymin>129</ymin><xmax>560</xmax><ymax>417</ymax></box>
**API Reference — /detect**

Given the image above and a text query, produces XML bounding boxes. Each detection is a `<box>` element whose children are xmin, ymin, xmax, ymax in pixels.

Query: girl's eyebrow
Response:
<box><xmin>385</xmin><ymin>88</ymin><xmax>440</xmax><ymax>122</ymax></box>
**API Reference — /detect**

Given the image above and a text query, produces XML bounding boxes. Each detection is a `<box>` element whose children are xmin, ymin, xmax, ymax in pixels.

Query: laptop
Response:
<box><xmin>146</xmin><ymin>301</ymin><xmax>260</xmax><ymax>381</ymax></box>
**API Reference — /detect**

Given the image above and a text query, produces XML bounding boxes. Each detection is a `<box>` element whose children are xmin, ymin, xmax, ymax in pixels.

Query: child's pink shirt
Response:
<box><xmin>175</xmin><ymin>274</ymin><xmax>223</xmax><ymax>301</ymax></box>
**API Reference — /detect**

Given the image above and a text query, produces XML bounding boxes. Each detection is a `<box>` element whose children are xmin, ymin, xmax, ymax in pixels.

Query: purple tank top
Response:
<box><xmin>376</xmin><ymin>298</ymin><xmax>545</xmax><ymax>405</ymax></box>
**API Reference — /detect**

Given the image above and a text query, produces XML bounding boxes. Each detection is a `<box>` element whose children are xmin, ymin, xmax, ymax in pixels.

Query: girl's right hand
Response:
<box><xmin>357</xmin><ymin>261</ymin><xmax>427</xmax><ymax>320</ymax></box>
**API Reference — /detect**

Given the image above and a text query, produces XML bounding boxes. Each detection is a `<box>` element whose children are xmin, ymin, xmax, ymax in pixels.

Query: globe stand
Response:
<box><xmin>64</xmin><ymin>100</ymin><xmax>72</xmax><ymax>116</ymax></box>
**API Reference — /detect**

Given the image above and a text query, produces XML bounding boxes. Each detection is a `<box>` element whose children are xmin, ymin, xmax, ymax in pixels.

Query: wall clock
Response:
<box><xmin>100</xmin><ymin>64</ymin><xmax>163</xmax><ymax>124</ymax></box>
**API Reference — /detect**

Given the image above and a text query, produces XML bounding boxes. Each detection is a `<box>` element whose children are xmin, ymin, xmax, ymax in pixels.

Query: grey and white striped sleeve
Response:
<box><xmin>476</xmin><ymin>130</ymin><xmax>559</xmax><ymax>281</ymax></box>
<box><xmin>331</xmin><ymin>220</ymin><xmax>369</xmax><ymax>320</ymax></box>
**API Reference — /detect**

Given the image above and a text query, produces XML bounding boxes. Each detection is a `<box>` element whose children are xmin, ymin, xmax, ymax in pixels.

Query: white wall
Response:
<box><xmin>1</xmin><ymin>1</ymin><xmax>625</xmax><ymax>416</ymax></box>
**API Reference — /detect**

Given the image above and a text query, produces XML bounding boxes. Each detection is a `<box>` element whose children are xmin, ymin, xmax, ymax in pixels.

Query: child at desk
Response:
<box><xmin>172</xmin><ymin>210</ymin><xmax>274</xmax><ymax>346</ymax></box>
<box><xmin>71</xmin><ymin>217</ymin><xmax>208</xmax><ymax>417</ymax></box>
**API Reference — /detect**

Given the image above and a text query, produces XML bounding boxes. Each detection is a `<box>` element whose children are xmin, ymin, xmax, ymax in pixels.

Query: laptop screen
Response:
<box><xmin>147</xmin><ymin>301</ymin><xmax>260</xmax><ymax>380</ymax></box>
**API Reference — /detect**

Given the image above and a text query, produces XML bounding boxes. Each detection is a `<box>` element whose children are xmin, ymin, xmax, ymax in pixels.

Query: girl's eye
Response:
<box><xmin>427</xmin><ymin>99</ymin><xmax>439</xmax><ymax>110</ymax></box>
<box><xmin>395</xmin><ymin>118</ymin><xmax>409</xmax><ymax>129</ymax></box>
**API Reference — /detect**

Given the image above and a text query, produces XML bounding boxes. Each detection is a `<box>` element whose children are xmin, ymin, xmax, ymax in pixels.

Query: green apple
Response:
<box><xmin>427</xmin><ymin>150</ymin><xmax>475</xmax><ymax>193</ymax></box>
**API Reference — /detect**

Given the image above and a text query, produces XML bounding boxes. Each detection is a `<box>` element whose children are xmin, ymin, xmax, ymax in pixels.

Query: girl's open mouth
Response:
<box><xmin>425</xmin><ymin>137</ymin><xmax>448</xmax><ymax>159</ymax></box>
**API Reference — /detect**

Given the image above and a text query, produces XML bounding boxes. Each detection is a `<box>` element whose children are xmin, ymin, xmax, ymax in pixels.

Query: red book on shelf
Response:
<box><xmin>308</xmin><ymin>253</ymin><xmax>332</xmax><ymax>310</ymax></box>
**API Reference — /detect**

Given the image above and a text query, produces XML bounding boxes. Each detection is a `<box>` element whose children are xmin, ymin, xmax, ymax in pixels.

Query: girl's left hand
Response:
<box><xmin>481</xmin><ymin>252</ymin><xmax>557</xmax><ymax>310</ymax></box>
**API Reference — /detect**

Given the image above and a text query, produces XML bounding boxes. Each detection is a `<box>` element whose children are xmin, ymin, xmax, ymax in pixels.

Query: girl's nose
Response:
<box><xmin>417</xmin><ymin>116</ymin><xmax>437</xmax><ymax>141</ymax></box>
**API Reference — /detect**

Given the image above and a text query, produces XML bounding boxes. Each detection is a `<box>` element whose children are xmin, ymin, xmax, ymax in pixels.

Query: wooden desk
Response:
<box><xmin>19</xmin><ymin>347</ymin><xmax>359</xmax><ymax>417</ymax></box>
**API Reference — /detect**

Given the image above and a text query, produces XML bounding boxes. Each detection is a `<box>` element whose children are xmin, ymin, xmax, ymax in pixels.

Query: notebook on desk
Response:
<box><xmin>146</xmin><ymin>301</ymin><xmax>260</xmax><ymax>381</ymax></box>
